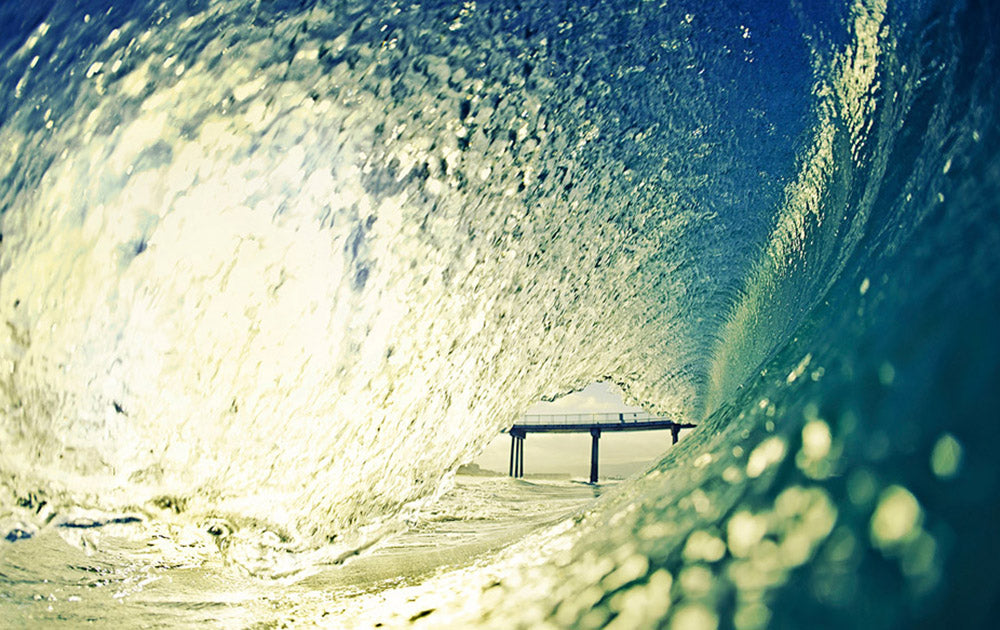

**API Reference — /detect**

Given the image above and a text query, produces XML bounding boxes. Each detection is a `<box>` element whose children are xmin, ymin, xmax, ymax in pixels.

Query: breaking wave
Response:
<box><xmin>1</xmin><ymin>0</ymin><xmax>998</xmax><ymax>626</ymax></box>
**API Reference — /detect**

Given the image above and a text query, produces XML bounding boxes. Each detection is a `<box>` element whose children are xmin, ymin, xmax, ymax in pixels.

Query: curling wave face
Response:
<box><xmin>2</xmin><ymin>0</ymin><xmax>1000</xmax><ymax>626</ymax></box>
<box><xmin>0</xmin><ymin>0</ymin><xmax>807</xmax><ymax>552</ymax></box>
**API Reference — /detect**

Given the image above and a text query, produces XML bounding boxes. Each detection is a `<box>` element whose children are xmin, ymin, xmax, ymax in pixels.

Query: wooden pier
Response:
<box><xmin>507</xmin><ymin>412</ymin><xmax>697</xmax><ymax>483</ymax></box>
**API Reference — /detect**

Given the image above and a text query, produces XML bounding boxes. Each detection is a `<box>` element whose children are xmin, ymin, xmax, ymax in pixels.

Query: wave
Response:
<box><xmin>2</xmin><ymin>0</ymin><xmax>1000</xmax><ymax>626</ymax></box>
<box><xmin>704</xmin><ymin>0</ymin><xmax>892</xmax><ymax>415</ymax></box>
<box><xmin>0</xmin><ymin>0</ymin><xmax>762</xmax><ymax>554</ymax></box>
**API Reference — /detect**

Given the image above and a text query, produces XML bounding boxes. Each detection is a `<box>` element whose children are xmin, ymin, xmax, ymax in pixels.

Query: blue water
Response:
<box><xmin>1</xmin><ymin>0</ymin><xmax>998</xmax><ymax>627</ymax></box>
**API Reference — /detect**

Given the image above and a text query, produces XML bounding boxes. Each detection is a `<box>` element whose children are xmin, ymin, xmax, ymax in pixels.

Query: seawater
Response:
<box><xmin>1</xmin><ymin>475</ymin><xmax>602</xmax><ymax>627</ymax></box>
<box><xmin>1</xmin><ymin>0</ymin><xmax>998</xmax><ymax>627</ymax></box>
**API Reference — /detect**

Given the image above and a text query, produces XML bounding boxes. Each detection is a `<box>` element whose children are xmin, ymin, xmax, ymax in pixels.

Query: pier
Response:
<box><xmin>507</xmin><ymin>412</ymin><xmax>697</xmax><ymax>483</ymax></box>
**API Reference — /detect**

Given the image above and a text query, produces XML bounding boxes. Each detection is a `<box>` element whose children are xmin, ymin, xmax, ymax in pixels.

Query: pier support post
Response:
<box><xmin>509</xmin><ymin>431</ymin><xmax>526</xmax><ymax>478</ymax></box>
<box><xmin>590</xmin><ymin>428</ymin><xmax>601</xmax><ymax>484</ymax></box>
<box><xmin>509</xmin><ymin>433</ymin><xmax>516</xmax><ymax>476</ymax></box>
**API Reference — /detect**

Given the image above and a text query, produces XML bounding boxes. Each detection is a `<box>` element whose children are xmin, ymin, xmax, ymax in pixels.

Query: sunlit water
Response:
<box><xmin>2</xmin><ymin>0</ymin><xmax>999</xmax><ymax>627</ymax></box>
<box><xmin>2</xmin><ymin>475</ymin><xmax>602</xmax><ymax>627</ymax></box>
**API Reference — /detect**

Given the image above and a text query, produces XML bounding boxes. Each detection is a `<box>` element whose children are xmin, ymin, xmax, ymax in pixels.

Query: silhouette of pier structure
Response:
<box><xmin>507</xmin><ymin>412</ymin><xmax>697</xmax><ymax>483</ymax></box>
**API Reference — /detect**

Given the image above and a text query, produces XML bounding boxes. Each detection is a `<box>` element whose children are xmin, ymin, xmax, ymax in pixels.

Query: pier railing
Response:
<box><xmin>518</xmin><ymin>411</ymin><xmax>666</xmax><ymax>425</ymax></box>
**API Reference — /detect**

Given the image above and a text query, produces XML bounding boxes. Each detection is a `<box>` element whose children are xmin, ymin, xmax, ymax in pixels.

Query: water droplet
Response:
<box><xmin>786</xmin><ymin>353</ymin><xmax>812</xmax><ymax>384</ymax></box>
<box><xmin>930</xmin><ymin>433</ymin><xmax>963</xmax><ymax>479</ymax></box>
<box><xmin>683</xmin><ymin>530</ymin><xmax>726</xmax><ymax>563</ymax></box>
<box><xmin>670</xmin><ymin>602</ymin><xmax>718</xmax><ymax>630</ymax></box>
<box><xmin>870</xmin><ymin>485</ymin><xmax>922</xmax><ymax>548</ymax></box>
<box><xmin>878</xmin><ymin>362</ymin><xmax>895</xmax><ymax>385</ymax></box>
<box><xmin>801</xmin><ymin>420</ymin><xmax>831</xmax><ymax>460</ymax></box>
<box><xmin>727</xmin><ymin>511</ymin><xmax>766</xmax><ymax>557</ymax></box>
<box><xmin>747</xmin><ymin>437</ymin><xmax>786</xmax><ymax>478</ymax></box>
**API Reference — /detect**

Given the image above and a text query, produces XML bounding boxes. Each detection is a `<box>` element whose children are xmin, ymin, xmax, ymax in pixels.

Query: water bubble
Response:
<box><xmin>683</xmin><ymin>530</ymin><xmax>726</xmax><ymax>563</ymax></box>
<box><xmin>722</xmin><ymin>466</ymin><xmax>743</xmax><ymax>484</ymax></box>
<box><xmin>870</xmin><ymin>485</ymin><xmax>922</xmax><ymax>549</ymax></box>
<box><xmin>746</xmin><ymin>437</ymin><xmax>786</xmax><ymax>478</ymax></box>
<box><xmin>900</xmin><ymin>530</ymin><xmax>937</xmax><ymax>579</ymax></box>
<box><xmin>733</xmin><ymin>601</ymin><xmax>770</xmax><ymax>630</ymax></box>
<box><xmin>670</xmin><ymin>602</ymin><xmax>718</xmax><ymax>630</ymax></box>
<box><xmin>678</xmin><ymin>565</ymin><xmax>715</xmax><ymax>598</ymax></box>
<box><xmin>602</xmin><ymin>554</ymin><xmax>649</xmax><ymax>591</ymax></box>
<box><xmin>727</xmin><ymin>511</ymin><xmax>766</xmax><ymax>558</ymax></box>
<box><xmin>877</xmin><ymin>362</ymin><xmax>895</xmax><ymax>386</ymax></box>
<box><xmin>639</xmin><ymin>522</ymin><xmax>671</xmax><ymax>540</ymax></box>
<box><xmin>800</xmin><ymin>420</ymin><xmax>831</xmax><ymax>460</ymax></box>
<box><xmin>823</xmin><ymin>526</ymin><xmax>858</xmax><ymax>564</ymax></box>
<box><xmin>786</xmin><ymin>353</ymin><xmax>812</xmax><ymax>384</ymax></box>
<box><xmin>690</xmin><ymin>489</ymin><xmax>712</xmax><ymax>515</ymax></box>
<box><xmin>930</xmin><ymin>433</ymin><xmax>962</xmax><ymax>479</ymax></box>
<box><xmin>605</xmin><ymin>569</ymin><xmax>672</xmax><ymax>630</ymax></box>
<box><xmin>847</xmin><ymin>468</ymin><xmax>877</xmax><ymax>507</ymax></box>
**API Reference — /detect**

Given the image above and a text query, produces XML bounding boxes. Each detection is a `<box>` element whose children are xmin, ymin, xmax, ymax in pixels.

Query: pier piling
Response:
<box><xmin>590</xmin><ymin>428</ymin><xmax>601</xmax><ymax>484</ymax></box>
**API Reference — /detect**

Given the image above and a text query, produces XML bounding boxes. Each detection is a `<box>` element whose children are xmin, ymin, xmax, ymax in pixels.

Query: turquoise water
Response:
<box><xmin>1</xmin><ymin>0</ymin><xmax>998</xmax><ymax>627</ymax></box>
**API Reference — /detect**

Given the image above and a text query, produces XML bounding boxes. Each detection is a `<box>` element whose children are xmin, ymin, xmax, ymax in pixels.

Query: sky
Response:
<box><xmin>470</xmin><ymin>382</ymin><xmax>692</xmax><ymax>479</ymax></box>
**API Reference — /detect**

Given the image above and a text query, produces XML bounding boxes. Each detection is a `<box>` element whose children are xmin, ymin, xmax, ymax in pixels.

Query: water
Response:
<box><xmin>1</xmin><ymin>475</ymin><xmax>601</xmax><ymax>627</ymax></box>
<box><xmin>1</xmin><ymin>0</ymin><xmax>998</xmax><ymax>627</ymax></box>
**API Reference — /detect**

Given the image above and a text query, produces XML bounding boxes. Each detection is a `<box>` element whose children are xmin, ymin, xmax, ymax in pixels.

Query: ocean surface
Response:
<box><xmin>1</xmin><ymin>0</ymin><xmax>998</xmax><ymax>627</ymax></box>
